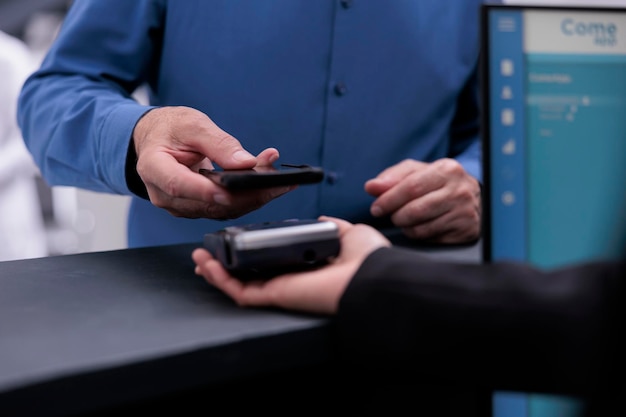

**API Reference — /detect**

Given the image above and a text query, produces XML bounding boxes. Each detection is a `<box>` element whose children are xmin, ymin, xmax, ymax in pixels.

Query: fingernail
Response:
<box><xmin>214</xmin><ymin>194</ymin><xmax>229</xmax><ymax>205</ymax></box>
<box><xmin>371</xmin><ymin>205</ymin><xmax>383</xmax><ymax>217</ymax></box>
<box><xmin>233</xmin><ymin>150</ymin><xmax>255</xmax><ymax>162</ymax></box>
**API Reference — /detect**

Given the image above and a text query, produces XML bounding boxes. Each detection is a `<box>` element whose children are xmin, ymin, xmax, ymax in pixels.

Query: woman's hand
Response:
<box><xmin>192</xmin><ymin>216</ymin><xmax>392</xmax><ymax>315</ymax></box>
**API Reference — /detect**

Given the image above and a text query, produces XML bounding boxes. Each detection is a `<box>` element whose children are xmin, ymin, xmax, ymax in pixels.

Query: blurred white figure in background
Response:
<box><xmin>0</xmin><ymin>30</ymin><xmax>47</xmax><ymax>261</ymax></box>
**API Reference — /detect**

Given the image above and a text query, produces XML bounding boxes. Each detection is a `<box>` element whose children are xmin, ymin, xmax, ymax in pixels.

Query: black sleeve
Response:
<box><xmin>124</xmin><ymin>135</ymin><xmax>149</xmax><ymax>200</ymax></box>
<box><xmin>124</xmin><ymin>108</ymin><xmax>160</xmax><ymax>200</ymax></box>
<box><xmin>336</xmin><ymin>247</ymin><xmax>625</xmax><ymax>397</ymax></box>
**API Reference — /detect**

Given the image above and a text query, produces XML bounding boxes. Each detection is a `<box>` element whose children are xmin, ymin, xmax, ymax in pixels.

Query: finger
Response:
<box><xmin>318</xmin><ymin>216</ymin><xmax>354</xmax><ymax>237</ymax></box>
<box><xmin>205</xmin><ymin>262</ymin><xmax>286</xmax><ymax>308</ymax></box>
<box><xmin>192</xmin><ymin>248</ymin><xmax>247</xmax><ymax>295</ymax></box>
<box><xmin>160</xmin><ymin>179</ymin><xmax>295</xmax><ymax>220</ymax></box>
<box><xmin>255</xmin><ymin>148</ymin><xmax>280</xmax><ymax>166</ymax></box>
<box><xmin>192</xmin><ymin>247</ymin><xmax>213</xmax><ymax>263</ymax></box>
<box><xmin>191</xmin><ymin>119</ymin><xmax>257</xmax><ymax>170</ymax></box>
<box><xmin>389</xmin><ymin>187</ymin><xmax>453</xmax><ymax>227</ymax></box>
<box><xmin>391</xmin><ymin>173</ymin><xmax>480</xmax><ymax>228</ymax></box>
<box><xmin>365</xmin><ymin>159</ymin><xmax>427</xmax><ymax>196</ymax></box>
<box><xmin>192</xmin><ymin>248</ymin><xmax>218</xmax><ymax>279</ymax></box>
<box><xmin>337</xmin><ymin>223</ymin><xmax>392</xmax><ymax>260</ymax></box>
<box><xmin>138</xmin><ymin>106</ymin><xmax>258</xmax><ymax>171</ymax></box>
<box><xmin>402</xmin><ymin>206</ymin><xmax>480</xmax><ymax>243</ymax></box>
<box><xmin>204</xmin><ymin>260</ymin><xmax>249</xmax><ymax>298</ymax></box>
<box><xmin>145</xmin><ymin>151</ymin><xmax>228</xmax><ymax>204</ymax></box>
<box><xmin>147</xmin><ymin>149</ymin><xmax>288</xmax><ymax>206</ymax></box>
<box><xmin>189</xmin><ymin>157</ymin><xmax>215</xmax><ymax>172</ymax></box>
<box><xmin>369</xmin><ymin>166</ymin><xmax>446</xmax><ymax>218</ymax></box>
<box><xmin>373</xmin><ymin>159</ymin><xmax>422</xmax><ymax>182</ymax></box>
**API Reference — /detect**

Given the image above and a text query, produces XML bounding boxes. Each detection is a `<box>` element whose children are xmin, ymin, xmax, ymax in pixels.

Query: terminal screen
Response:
<box><xmin>484</xmin><ymin>6</ymin><xmax>626</xmax><ymax>417</ymax></box>
<box><xmin>487</xmin><ymin>7</ymin><xmax>626</xmax><ymax>268</ymax></box>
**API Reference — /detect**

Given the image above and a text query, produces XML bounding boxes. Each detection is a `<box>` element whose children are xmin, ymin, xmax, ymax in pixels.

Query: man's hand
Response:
<box><xmin>132</xmin><ymin>106</ymin><xmax>294</xmax><ymax>219</ymax></box>
<box><xmin>365</xmin><ymin>158</ymin><xmax>481</xmax><ymax>244</ymax></box>
<box><xmin>192</xmin><ymin>216</ymin><xmax>391</xmax><ymax>315</ymax></box>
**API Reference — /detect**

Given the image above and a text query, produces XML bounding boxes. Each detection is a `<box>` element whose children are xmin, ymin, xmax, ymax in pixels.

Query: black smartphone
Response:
<box><xmin>203</xmin><ymin>219</ymin><xmax>340</xmax><ymax>280</ymax></box>
<box><xmin>199</xmin><ymin>164</ymin><xmax>324</xmax><ymax>190</ymax></box>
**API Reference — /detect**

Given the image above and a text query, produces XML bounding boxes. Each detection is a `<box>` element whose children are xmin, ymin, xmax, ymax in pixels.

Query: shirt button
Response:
<box><xmin>326</xmin><ymin>172</ymin><xmax>339</xmax><ymax>185</ymax></box>
<box><xmin>340</xmin><ymin>0</ymin><xmax>353</xmax><ymax>9</ymax></box>
<box><xmin>334</xmin><ymin>83</ymin><xmax>347</xmax><ymax>96</ymax></box>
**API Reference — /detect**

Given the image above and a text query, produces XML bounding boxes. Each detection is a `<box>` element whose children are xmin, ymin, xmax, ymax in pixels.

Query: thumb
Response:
<box><xmin>182</xmin><ymin>107</ymin><xmax>256</xmax><ymax>169</ymax></box>
<box><xmin>135</xmin><ymin>106</ymin><xmax>258</xmax><ymax>170</ymax></box>
<box><xmin>203</xmin><ymin>129</ymin><xmax>257</xmax><ymax>170</ymax></box>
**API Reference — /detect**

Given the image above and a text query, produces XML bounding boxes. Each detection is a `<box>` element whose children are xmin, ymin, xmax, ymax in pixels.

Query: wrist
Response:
<box><xmin>126</xmin><ymin>107</ymin><xmax>161</xmax><ymax>199</ymax></box>
<box><xmin>132</xmin><ymin>106</ymin><xmax>164</xmax><ymax>154</ymax></box>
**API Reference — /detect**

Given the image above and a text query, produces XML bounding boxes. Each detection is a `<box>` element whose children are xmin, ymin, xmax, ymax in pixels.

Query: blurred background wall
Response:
<box><xmin>8</xmin><ymin>0</ymin><xmax>623</xmax><ymax>260</ymax></box>
<box><xmin>0</xmin><ymin>0</ymin><xmax>130</xmax><ymax>258</ymax></box>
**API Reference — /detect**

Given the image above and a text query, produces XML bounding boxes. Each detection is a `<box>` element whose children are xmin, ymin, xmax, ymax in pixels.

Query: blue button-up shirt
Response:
<box><xmin>18</xmin><ymin>0</ymin><xmax>483</xmax><ymax>247</ymax></box>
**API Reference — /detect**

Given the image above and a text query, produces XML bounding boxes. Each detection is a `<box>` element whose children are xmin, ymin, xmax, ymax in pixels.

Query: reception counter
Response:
<box><xmin>0</xmin><ymin>235</ymin><xmax>481</xmax><ymax>415</ymax></box>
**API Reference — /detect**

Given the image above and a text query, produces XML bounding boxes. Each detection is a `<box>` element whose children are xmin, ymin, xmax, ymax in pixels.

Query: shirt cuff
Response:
<box><xmin>100</xmin><ymin>102</ymin><xmax>157</xmax><ymax>197</ymax></box>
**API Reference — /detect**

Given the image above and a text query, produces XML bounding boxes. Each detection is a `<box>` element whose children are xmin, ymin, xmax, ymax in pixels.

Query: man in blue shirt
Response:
<box><xmin>18</xmin><ymin>0</ymin><xmax>483</xmax><ymax>249</ymax></box>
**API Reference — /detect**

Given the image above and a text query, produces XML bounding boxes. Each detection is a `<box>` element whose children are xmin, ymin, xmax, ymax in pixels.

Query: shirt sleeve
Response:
<box><xmin>448</xmin><ymin>65</ymin><xmax>482</xmax><ymax>182</ymax></box>
<box><xmin>336</xmin><ymin>247</ymin><xmax>624</xmax><ymax>397</ymax></box>
<box><xmin>17</xmin><ymin>0</ymin><xmax>164</xmax><ymax>195</ymax></box>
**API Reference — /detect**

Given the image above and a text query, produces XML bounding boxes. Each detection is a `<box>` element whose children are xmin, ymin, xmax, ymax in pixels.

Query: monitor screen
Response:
<box><xmin>482</xmin><ymin>4</ymin><xmax>626</xmax><ymax>268</ymax></box>
<box><xmin>481</xmin><ymin>4</ymin><xmax>626</xmax><ymax>416</ymax></box>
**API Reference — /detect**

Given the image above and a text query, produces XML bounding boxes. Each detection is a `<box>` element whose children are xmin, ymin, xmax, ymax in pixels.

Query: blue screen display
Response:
<box><xmin>485</xmin><ymin>5</ymin><xmax>626</xmax><ymax>416</ymax></box>
<box><xmin>488</xmin><ymin>7</ymin><xmax>626</xmax><ymax>267</ymax></box>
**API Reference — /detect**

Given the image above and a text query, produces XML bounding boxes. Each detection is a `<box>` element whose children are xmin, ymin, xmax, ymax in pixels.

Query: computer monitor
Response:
<box><xmin>481</xmin><ymin>3</ymin><xmax>626</xmax><ymax>416</ymax></box>
<box><xmin>482</xmin><ymin>3</ymin><xmax>626</xmax><ymax>267</ymax></box>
